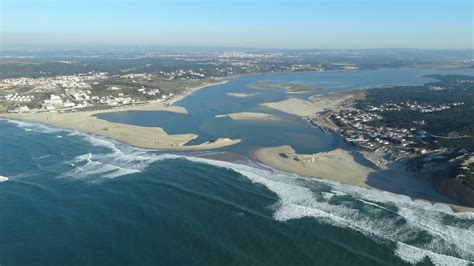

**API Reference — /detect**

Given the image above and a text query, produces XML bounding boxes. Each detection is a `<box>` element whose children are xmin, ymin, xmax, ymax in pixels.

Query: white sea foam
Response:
<box><xmin>176</xmin><ymin>156</ymin><xmax>474</xmax><ymax>264</ymax></box>
<box><xmin>4</xmin><ymin>119</ymin><xmax>64</xmax><ymax>134</ymax></box>
<box><xmin>0</xmin><ymin>175</ymin><xmax>9</xmax><ymax>182</ymax></box>
<box><xmin>395</xmin><ymin>242</ymin><xmax>471</xmax><ymax>265</ymax></box>
<box><xmin>4</xmin><ymin>119</ymin><xmax>474</xmax><ymax>263</ymax></box>
<box><xmin>61</xmin><ymin>134</ymin><xmax>178</xmax><ymax>181</ymax></box>
<box><xmin>63</xmin><ymin>153</ymin><xmax>141</xmax><ymax>180</ymax></box>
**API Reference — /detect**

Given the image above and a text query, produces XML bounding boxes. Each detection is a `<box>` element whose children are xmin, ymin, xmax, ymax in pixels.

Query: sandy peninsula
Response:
<box><xmin>260</xmin><ymin>90</ymin><xmax>363</xmax><ymax>117</ymax></box>
<box><xmin>0</xmin><ymin>102</ymin><xmax>240</xmax><ymax>151</ymax></box>
<box><xmin>227</xmin><ymin>92</ymin><xmax>259</xmax><ymax>98</ymax></box>
<box><xmin>254</xmin><ymin>145</ymin><xmax>372</xmax><ymax>187</ymax></box>
<box><xmin>261</xmin><ymin>98</ymin><xmax>323</xmax><ymax>117</ymax></box>
<box><xmin>216</xmin><ymin>112</ymin><xmax>280</xmax><ymax>121</ymax></box>
<box><xmin>253</xmin><ymin>145</ymin><xmax>474</xmax><ymax>212</ymax></box>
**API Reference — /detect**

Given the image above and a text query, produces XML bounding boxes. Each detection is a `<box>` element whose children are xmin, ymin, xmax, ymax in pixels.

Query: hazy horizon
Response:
<box><xmin>1</xmin><ymin>0</ymin><xmax>473</xmax><ymax>49</ymax></box>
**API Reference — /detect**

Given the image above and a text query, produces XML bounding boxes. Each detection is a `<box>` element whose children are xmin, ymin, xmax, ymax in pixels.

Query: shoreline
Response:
<box><xmin>2</xmin><ymin>71</ymin><xmax>473</xmax><ymax>212</ymax></box>
<box><xmin>252</xmin><ymin>145</ymin><xmax>474</xmax><ymax>213</ymax></box>
<box><xmin>0</xmin><ymin>80</ymin><xmax>240</xmax><ymax>151</ymax></box>
<box><xmin>166</xmin><ymin>79</ymin><xmax>229</xmax><ymax>106</ymax></box>
<box><xmin>255</xmin><ymin>89</ymin><xmax>474</xmax><ymax>212</ymax></box>
<box><xmin>253</xmin><ymin>145</ymin><xmax>371</xmax><ymax>188</ymax></box>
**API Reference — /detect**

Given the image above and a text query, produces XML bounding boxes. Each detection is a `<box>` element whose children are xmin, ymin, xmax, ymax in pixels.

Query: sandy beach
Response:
<box><xmin>256</xmin><ymin>89</ymin><xmax>474</xmax><ymax>212</ymax></box>
<box><xmin>253</xmin><ymin>145</ymin><xmax>474</xmax><ymax>212</ymax></box>
<box><xmin>260</xmin><ymin>90</ymin><xmax>364</xmax><ymax>117</ymax></box>
<box><xmin>217</xmin><ymin>112</ymin><xmax>280</xmax><ymax>121</ymax></box>
<box><xmin>254</xmin><ymin>145</ymin><xmax>372</xmax><ymax>187</ymax></box>
<box><xmin>0</xmin><ymin>81</ymin><xmax>241</xmax><ymax>151</ymax></box>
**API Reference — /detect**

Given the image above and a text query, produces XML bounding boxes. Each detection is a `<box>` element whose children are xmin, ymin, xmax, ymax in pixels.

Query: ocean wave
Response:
<box><xmin>3</xmin><ymin>119</ymin><xmax>473</xmax><ymax>263</ymax></box>
<box><xmin>61</xmin><ymin>136</ymin><xmax>178</xmax><ymax>181</ymax></box>
<box><xmin>395</xmin><ymin>242</ymin><xmax>471</xmax><ymax>265</ymax></box>
<box><xmin>63</xmin><ymin>153</ymin><xmax>142</xmax><ymax>180</ymax></box>
<box><xmin>2</xmin><ymin>119</ymin><xmax>65</xmax><ymax>134</ymax></box>
<box><xmin>178</xmin><ymin>156</ymin><xmax>474</xmax><ymax>265</ymax></box>
<box><xmin>50</xmin><ymin>134</ymin><xmax>474</xmax><ymax>263</ymax></box>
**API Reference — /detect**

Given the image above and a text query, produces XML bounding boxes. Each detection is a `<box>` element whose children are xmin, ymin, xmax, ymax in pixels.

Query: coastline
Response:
<box><xmin>166</xmin><ymin>79</ymin><xmax>229</xmax><ymax>106</ymax></box>
<box><xmin>255</xmin><ymin>89</ymin><xmax>474</xmax><ymax>212</ymax></box>
<box><xmin>2</xmin><ymin>71</ymin><xmax>473</xmax><ymax>212</ymax></box>
<box><xmin>0</xmin><ymin>80</ymin><xmax>240</xmax><ymax>151</ymax></box>
<box><xmin>253</xmin><ymin>145</ymin><xmax>371</xmax><ymax>188</ymax></box>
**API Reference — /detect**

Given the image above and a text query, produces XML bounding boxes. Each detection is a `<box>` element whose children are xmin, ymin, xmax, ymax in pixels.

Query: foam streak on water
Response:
<box><xmin>4</xmin><ymin>118</ymin><xmax>474</xmax><ymax>265</ymax></box>
<box><xmin>182</xmin><ymin>157</ymin><xmax>474</xmax><ymax>265</ymax></box>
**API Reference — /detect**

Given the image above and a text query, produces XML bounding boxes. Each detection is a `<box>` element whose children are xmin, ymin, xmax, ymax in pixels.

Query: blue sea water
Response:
<box><xmin>1</xmin><ymin>69</ymin><xmax>474</xmax><ymax>265</ymax></box>
<box><xmin>1</xmin><ymin>119</ymin><xmax>473</xmax><ymax>265</ymax></box>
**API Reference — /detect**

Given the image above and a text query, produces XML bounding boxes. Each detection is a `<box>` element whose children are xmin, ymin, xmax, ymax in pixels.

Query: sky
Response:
<box><xmin>0</xmin><ymin>0</ymin><xmax>472</xmax><ymax>49</ymax></box>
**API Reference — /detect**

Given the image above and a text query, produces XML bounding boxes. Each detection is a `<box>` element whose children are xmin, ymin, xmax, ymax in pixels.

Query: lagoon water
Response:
<box><xmin>1</xmin><ymin>68</ymin><xmax>474</xmax><ymax>265</ymax></box>
<box><xmin>97</xmin><ymin>68</ymin><xmax>471</xmax><ymax>155</ymax></box>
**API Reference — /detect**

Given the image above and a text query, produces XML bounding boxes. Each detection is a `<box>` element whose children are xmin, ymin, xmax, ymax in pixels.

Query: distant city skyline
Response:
<box><xmin>1</xmin><ymin>0</ymin><xmax>473</xmax><ymax>49</ymax></box>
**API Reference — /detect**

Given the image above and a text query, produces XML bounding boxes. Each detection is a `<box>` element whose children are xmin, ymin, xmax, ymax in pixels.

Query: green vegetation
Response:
<box><xmin>355</xmin><ymin>75</ymin><xmax>474</xmax><ymax>190</ymax></box>
<box><xmin>249</xmin><ymin>83</ymin><xmax>314</xmax><ymax>93</ymax></box>
<box><xmin>356</xmin><ymin>75</ymin><xmax>474</xmax><ymax>150</ymax></box>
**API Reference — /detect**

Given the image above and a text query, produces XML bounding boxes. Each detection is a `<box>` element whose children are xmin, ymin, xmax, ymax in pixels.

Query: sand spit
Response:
<box><xmin>1</xmin><ymin>102</ymin><xmax>240</xmax><ymax>151</ymax></box>
<box><xmin>254</xmin><ymin>145</ymin><xmax>372</xmax><ymax>187</ymax></box>
<box><xmin>260</xmin><ymin>90</ymin><xmax>364</xmax><ymax>118</ymax></box>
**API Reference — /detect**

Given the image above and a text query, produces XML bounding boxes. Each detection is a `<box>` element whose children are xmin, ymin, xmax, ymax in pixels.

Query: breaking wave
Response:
<box><xmin>2</xmin><ymin>119</ymin><xmax>65</xmax><ymax>134</ymax></box>
<box><xmin>180</xmin><ymin>157</ymin><xmax>474</xmax><ymax>265</ymax></box>
<box><xmin>5</xmin><ymin>119</ymin><xmax>474</xmax><ymax>264</ymax></box>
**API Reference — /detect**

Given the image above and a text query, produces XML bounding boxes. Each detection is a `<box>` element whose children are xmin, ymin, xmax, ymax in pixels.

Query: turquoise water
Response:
<box><xmin>1</xmin><ymin>68</ymin><xmax>474</xmax><ymax>265</ymax></box>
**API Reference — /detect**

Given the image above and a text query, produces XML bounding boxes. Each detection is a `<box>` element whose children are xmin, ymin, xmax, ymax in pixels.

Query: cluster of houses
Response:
<box><xmin>158</xmin><ymin>69</ymin><xmax>206</xmax><ymax>80</ymax></box>
<box><xmin>121</xmin><ymin>73</ymin><xmax>154</xmax><ymax>80</ymax></box>
<box><xmin>96</xmin><ymin>95</ymin><xmax>133</xmax><ymax>106</ymax></box>
<box><xmin>137</xmin><ymin>86</ymin><xmax>160</xmax><ymax>96</ymax></box>
<box><xmin>3</xmin><ymin>93</ymin><xmax>34</xmax><ymax>102</ymax></box>
<box><xmin>0</xmin><ymin>72</ymin><xmax>108</xmax><ymax>91</ymax></box>
<box><xmin>367</xmin><ymin>101</ymin><xmax>464</xmax><ymax>113</ymax></box>
<box><xmin>42</xmin><ymin>94</ymin><xmax>79</xmax><ymax>110</ymax></box>
<box><xmin>334</xmin><ymin>110</ymin><xmax>382</xmax><ymax>123</ymax></box>
<box><xmin>332</xmin><ymin>109</ymin><xmax>427</xmax><ymax>153</ymax></box>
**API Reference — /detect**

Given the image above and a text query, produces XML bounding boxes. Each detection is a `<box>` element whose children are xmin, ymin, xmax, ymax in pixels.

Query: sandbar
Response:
<box><xmin>217</xmin><ymin>112</ymin><xmax>280</xmax><ymax>121</ymax></box>
<box><xmin>0</xmin><ymin>102</ymin><xmax>240</xmax><ymax>151</ymax></box>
